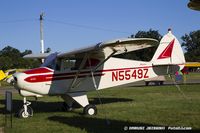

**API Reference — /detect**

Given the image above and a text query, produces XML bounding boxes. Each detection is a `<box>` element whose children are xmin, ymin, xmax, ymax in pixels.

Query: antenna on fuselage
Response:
<box><xmin>40</xmin><ymin>13</ymin><xmax>45</xmax><ymax>62</ymax></box>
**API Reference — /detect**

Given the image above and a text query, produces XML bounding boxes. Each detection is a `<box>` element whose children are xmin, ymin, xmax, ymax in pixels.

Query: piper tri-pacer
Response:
<box><xmin>13</xmin><ymin>29</ymin><xmax>185</xmax><ymax>118</ymax></box>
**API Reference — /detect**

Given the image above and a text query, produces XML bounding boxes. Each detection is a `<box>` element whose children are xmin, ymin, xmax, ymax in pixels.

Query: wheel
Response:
<box><xmin>62</xmin><ymin>102</ymin><xmax>73</xmax><ymax>111</ymax></box>
<box><xmin>83</xmin><ymin>104</ymin><xmax>97</xmax><ymax>115</ymax></box>
<box><xmin>160</xmin><ymin>81</ymin><xmax>164</xmax><ymax>85</ymax></box>
<box><xmin>18</xmin><ymin>106</ymin><xmax>33</xmax><ymax>118</ymax></box>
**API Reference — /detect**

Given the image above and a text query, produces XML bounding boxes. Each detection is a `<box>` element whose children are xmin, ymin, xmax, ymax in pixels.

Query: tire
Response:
<box><xmin>160</xmin><ymin>81</ymin><xmax>164</xmax><ymax>85</ymax></box>
<box><xmin>18</xmin><ymin>106</ymin><xmax>33</xmax><ymax>118</ymax></box>
<box><xmin>83</xmin><ymin>104</ymin><xmax>97</xmax><ymax>116</ymax></box>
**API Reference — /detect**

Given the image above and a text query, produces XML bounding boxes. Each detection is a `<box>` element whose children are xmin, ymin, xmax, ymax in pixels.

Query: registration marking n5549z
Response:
<box><xmin>112</xmin><ymin>68</ymin><xmax>149</xmax><ymax>81</ymax></box>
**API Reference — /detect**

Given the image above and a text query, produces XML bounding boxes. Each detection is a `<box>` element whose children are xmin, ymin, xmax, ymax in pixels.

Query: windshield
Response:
<box><xmin>41</xmin><ymin>52</ymin><xmax>58</xmax><ymax>69</ymax></box>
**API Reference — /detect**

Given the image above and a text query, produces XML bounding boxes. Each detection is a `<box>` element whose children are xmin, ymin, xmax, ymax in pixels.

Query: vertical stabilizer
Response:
<box><xmin>151</xmin><ymin>29</ymin><xmax>185</xmax><ymax>67</ymax></box>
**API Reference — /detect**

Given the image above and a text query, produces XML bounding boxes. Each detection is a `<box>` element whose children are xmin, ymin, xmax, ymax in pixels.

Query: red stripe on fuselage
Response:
<box><xmin>97</xmin><ymin>66</ymin><xmax>153</xmax><ymax>73</ymax></box>
<box><xmin>24</xmin><ymin>67</ymin><xmax>53</xmax><ymax>74</ymax></box>
<box><xmin>24</xmin><ymin>66</ymin><xmax>154</xmax><ymax>83</ymax></box>
<box><xmin>24</xmin><ymin>73</ymin><xmax>105</xmax><ymax>83</ymax></box>
<box><xmin>23</xmin><ymin>64</ymin><xmax>184</xmax><ymax>83</ymax></box>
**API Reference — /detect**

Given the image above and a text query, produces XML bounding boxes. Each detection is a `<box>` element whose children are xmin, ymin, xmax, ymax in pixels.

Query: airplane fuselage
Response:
<box><xmin>14</xmin><ymin>57</ymin><xmax>183</xmax><ymax>97</ymax></box>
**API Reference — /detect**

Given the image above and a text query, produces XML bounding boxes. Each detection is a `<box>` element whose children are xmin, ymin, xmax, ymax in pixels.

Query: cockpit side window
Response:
<box><xmin>59</xmin><ymin>58</ymin><xmax>76</xmax><ymax>71</ymax></box>
<box><xmin>56</xmin><ymin>57</ymin><xmax>100</xmax><ymax>71</ymax></box>
<box><xmin>84</xmin><ymin>58</ymin><xmax>100</xmax><ymax>69</ymax></box>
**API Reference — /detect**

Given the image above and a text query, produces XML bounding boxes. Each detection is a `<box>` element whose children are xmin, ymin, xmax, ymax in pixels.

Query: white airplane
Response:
<box><xmin>13</xmin><ymin>29</ymin><xmax>185</xmax><ymax>118</ymax></box>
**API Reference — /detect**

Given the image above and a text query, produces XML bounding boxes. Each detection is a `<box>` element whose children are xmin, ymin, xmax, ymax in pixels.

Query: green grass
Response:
<box><xmin>165</xmin><ymin>72</ymin><xmax>200</xmax><ymax>82</ymax></box>
<box><xmin>185</xmin><ymin>72</ymin><xmax>200</xmax><ymax>79</ymax></box>
<box><xmin>0</xmin><ymin>84</ymin><xmax>200</xmax><ymax>133</ymax></box>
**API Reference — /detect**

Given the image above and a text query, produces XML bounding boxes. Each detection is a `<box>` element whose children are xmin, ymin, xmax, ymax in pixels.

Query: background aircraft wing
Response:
<box><xmin>58</xmin><ymin>38</ymin><xmax>158</xmax><ymax>59</ymax></box>
<box><xmin>0</xmin><ymin>70</ymin><xmax>6</xmax><ymax>81</ymax></box>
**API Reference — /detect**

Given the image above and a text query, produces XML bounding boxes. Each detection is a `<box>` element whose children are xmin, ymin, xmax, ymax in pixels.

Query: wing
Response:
<box><xmin>58</xmin><ymin>38</ymin><xmax>159</xmax><ymax>59</ymax></box>
<box><xmin>23</xmin><ymin>53</ymin><xmax>51</xmax><ymax>59</ymax></box>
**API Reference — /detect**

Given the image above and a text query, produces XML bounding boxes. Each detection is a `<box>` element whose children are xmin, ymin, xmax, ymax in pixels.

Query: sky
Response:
<box><xmin>0</xmin><ymin>0</ymin><xmax>200</xmax><ymax>53</ymax></box>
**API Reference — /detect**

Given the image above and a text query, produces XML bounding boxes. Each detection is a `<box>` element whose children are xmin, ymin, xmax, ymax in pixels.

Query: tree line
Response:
<box><xmin>0</xmin><ymin>29</ymin><xmax>199</xmax><ymax>71</ymax></box>
<box><xmin>0</xmin><ymin>46</ymin><xmax>41</xmax><ymax>70</ymax></box>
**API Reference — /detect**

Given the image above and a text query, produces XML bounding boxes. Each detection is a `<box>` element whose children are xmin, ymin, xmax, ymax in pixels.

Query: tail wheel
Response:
<box><xmin>18</xmin><ymin>106</ymin><xmax>33</xmax><ymax>118</ymax></box>
<box><xmin>145</xmin><ymin>82</ymin><xmax>149</xmax><ymax>86</ymax></box>
<box><xmin>83</xmin><ymin>104</ymin><xmax>97</xmax><ymax>116</ymax></box>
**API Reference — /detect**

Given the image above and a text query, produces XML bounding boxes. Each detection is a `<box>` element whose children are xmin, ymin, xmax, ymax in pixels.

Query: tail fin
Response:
<box><xmin>151</xmin><ymin>29</ymin><xmax>185</xmax><ymax>67</ymax></box>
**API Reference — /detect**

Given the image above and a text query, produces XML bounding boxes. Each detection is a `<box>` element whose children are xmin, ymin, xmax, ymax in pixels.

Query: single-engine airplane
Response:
<box><xmin>13</xmin><ymin>29</ymin><xmax>185</xmax><ymax>118</ymax></box>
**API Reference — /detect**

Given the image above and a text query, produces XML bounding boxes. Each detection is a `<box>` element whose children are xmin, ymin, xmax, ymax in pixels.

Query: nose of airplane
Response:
<box><xmin>13</xmin><ymin>72</ymin><xmax>26</xmax><ymax>90</ymax></box>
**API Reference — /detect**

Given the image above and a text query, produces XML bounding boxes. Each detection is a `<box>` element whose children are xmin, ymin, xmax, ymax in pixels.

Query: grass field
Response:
<box><xmin>0</xmin><ymin>84</ymin><xmax>200</xmax><ymax>133</ymax></box>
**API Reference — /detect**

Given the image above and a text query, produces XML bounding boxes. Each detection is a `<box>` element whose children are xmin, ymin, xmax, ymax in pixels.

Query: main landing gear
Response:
<box><xmin>62</xmin><ymin>102</ymin><xmax>97</xmax><ymax>116</ymax></box>
<box><xmin>18</xmin><ymin>97</ymin><xmax>33</xmax><ymax>118</ymax></box>
<box><xmin>61</xmin><ymin>93</ymin><xmax>97</xmax><ymax>116</ymax></box>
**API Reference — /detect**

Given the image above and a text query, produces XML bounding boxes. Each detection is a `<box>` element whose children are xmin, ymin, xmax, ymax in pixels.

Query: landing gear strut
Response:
<box><xmin>18</xmin><ymin>97</ymin><xmax>33</xmax><ymax>118</ymax></box>
<box><xmin>61</xmin><ymin>94</ymin><xmax>97</xmax><ymax>116</ymax></box>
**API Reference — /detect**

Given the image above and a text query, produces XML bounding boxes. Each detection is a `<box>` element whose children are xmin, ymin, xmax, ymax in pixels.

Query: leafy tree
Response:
<box><xmin>45</xmin><ymin>47</ymin><xmax>51</xmax><ymax>53</ymax></box>
<box><xmin>0</xmin><ymin>46</ymin><xmax>40</xmax><ymax>70</ymax></box>
<box><xmin>21</xmin><ymin>49</ymin><xmax>32</xmax><ymax>57</ymax></box>
<box><xmin>0</xmin><ymin>56</ymin><xmax>12</xmax><ymax>70</ymax></box>
<box><xmin>0</xmin><ymin>46</ymin><xmax>21</xmax><ymax>69</ymax></box>
<box><xmin>181</xmin><ymin>30</ymin><xmax>200</xmax><ymax>62</ymax></box>
<box><xmin>0</xmin><ymin>46</ymin><xmax>21</xmax><ymax>58</ymax></box>
<box><xmin>131</xmin><ymin>29</ymin><xmax>162</xmax><ymax>41</ymax></box>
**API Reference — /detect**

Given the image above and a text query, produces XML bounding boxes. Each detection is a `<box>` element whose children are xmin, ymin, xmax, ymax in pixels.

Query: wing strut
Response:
<box><xmin>90</xmin><ymin>50</ymin><xmax>117</xmax><ymax>89</ymax></box>
<box><xmin>88</xmin><ymin>52</ymin><xmax>113</xmax><ymax>125</ymax></box>
<box><xmin>68</xmin><ymin>51</ymin><xmax>116</xmax><ymax>91</ymax></box>
<box><xmin>92</xmin><ymin>50</ymin><xmax>117</xmax><ymax>72</ymax></box>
